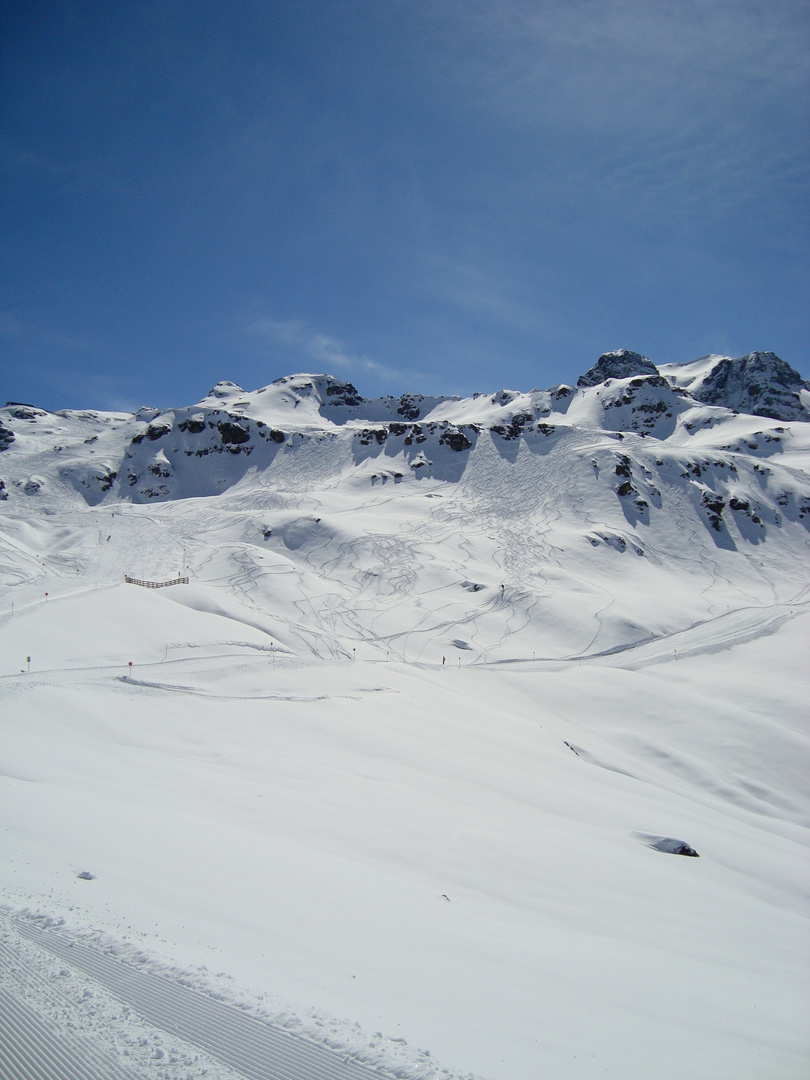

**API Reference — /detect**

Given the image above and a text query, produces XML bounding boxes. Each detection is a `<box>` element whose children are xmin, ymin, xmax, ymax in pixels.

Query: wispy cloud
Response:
<box><xmin>417</xmin><ymin>0</ymin><xmax>809</xmax><ymax>224</ymax></box>
<box><xmin>419</xmin><ymin>253</ymin><xmax>546</xmax><ymax>333</ymax></box>
<box><xmin>244</xmin><ymin>316</ymin><xmax>399</xmax><ymax>381</ymax></box>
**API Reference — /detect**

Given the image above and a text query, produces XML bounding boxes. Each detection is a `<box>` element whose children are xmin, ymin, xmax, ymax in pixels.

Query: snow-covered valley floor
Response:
<box><xmin>1</xmin><ymin>576</ymin><xmax>808</xmax><ymax>1079</ymax></box>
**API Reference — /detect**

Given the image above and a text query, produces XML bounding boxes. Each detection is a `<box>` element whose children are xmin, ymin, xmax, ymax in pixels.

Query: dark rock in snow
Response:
<box><xmin>178</xmin><ymin>418</ymin><xmax>206</xmax><ymax>434</ymax></box>
<box><xmin>701</xmin><ymin>491</ymin><xmax>726</xmax><ymax>531</ymax></box>
<box><xmin>656</xmin><ymin>839</ymin><xmax>699</xmax><ymax>857</ymax></box>
<box><xmin>397</xmin><ymin>394</ymin><xmax>423</xmax><ymax>421</ymax></box>
<box><xmin>324</xmin><ymin>379</ymin><xmax>364</xmax><ymax>407</ymax></box>
<box><xmin>638</xmin><ymin>835</ymin><xmax>700</xmax><ymax>857</ymax></box>
<box><xmin>439</xmin><ymin>428</ymin><xmax>472</xmax><ymax>451</ymax></box>
<box><xmin>577</xmin><ymin>349</ymin><xmax>659</xmax><ymax>388</ymax></box>
<box><xmin>146</xmin><ymin>424</ymin><xmax>172</xmax><ymax>441</ymax></box>
<box><xmin>688</xmin><ymin>352</ymin><xmax>809</xmax><ymax>422</ymax></box>
<box><xmin>218</xmin><ymin>420</ymin><xmax>250</xmax><ymax>445</ymax></box>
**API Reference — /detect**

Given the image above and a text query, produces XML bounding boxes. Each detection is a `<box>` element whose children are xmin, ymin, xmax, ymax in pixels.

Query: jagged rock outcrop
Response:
<box><xmin>682</xmin><ymin>352</ymin><xmax>809</xmax><ymax>422</ymax></box>
<box><xmin>577</xmin><ymin>349</ymin><xmax>659</xmax><ymax>388</ymax></box>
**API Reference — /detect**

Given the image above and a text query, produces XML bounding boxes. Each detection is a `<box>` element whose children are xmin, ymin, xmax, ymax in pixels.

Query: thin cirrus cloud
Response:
<box><xmin>245</xmin><ymin>317</ymin><xmax>400</xmax><ymax>384</ymax></box>
<box><xmin>422</xmin><ymin>0</ymin><xmax>808</xmax><ymax>219</ymax></box>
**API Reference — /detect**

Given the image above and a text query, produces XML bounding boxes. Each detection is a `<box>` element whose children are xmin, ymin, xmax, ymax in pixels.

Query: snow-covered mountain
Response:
<box><xmin>659</xmin><ymin>350</ymin><xmax>810</xmax><ymax>422</ymax></box>
<box><xmin>1</xmin><ymin>350</ymin><xmax>809</xmax><ymax>1080</ymax></box>
<box><xmin>2</xmin><ymin>352</ymin><xmax>809</xmax><ymax>653</ymax></box>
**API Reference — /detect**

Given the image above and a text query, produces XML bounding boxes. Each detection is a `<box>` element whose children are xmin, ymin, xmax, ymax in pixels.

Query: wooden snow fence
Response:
<box><xmin>124</xmin><ymin>574</ymin><xmax>189</xmax><ymax>589</ymax></box>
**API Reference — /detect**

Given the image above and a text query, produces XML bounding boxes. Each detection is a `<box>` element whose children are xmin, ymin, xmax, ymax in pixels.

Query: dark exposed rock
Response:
<box><xmin>178</xmin><ymin>418</ymin><xmax>206</xmax><ymax>434</ymax></box>
<box><xmin>218</xmin><ymin>420</ymin><xmax>250</xmax><ymax>445</ymax></box>
<box><xmin>397</xmin><ymin>394</ymin><xmax>422</xmax><ymax>421</ymax></box>
<box><xmin>615</xmin><ymin>456</ymin><xmax>632</xmax><ymax>479</ymax></box>
<box><xmin>491</xmin><ymin>413</ymin><xmax>532</xmax><ymax>441</ymax></box>
<box><xmin>642</xmin><ymin>835</ymin><xmax>700</xmax><ymax>857</ymax></box>
<box><xmin>552</xmin><ymin>385</ymin><xmax>574</xmax><ymax>399</ymax></box>
<box><xmin>439</xmin><ymin>428</ymin><xmax>472</xmax><ymax>452</ymax></box>
<box><xmin>357</xmin><ymin>428</ymin><xmax>388</xmax><ymax>446</ymax></box>
<box><xmin>146</xmin><ymin>424</ymin><xmax>172</xmax><ymax>441</ymax></box>
<box><xmin>701</xmin><ymin>491</ymin><xmax>726</xmax><ymax>530</ymax></box>
<box><xmin>325</xmin><ymin>380</ymin><xmax>364</xmax><ymax>407</ymax></box>
<box><xmin>0</xmin><ymin>422</ymin><xmax>14</xmax><ymax>451</ymax></box>
<box><xmin>671</xmin><ymin>842</ymin><xmax>699</xmax><ymax>857</ymax></box>
<box><xmin>577</xmin><ymin>349</ymin><xmax>659</xmax><ymax>388</ymax></box>
<box><xmin>10</xmin><ymin>406</ymin><xmax>45</xmax><ymax>420</ymax></box>
<box><xmin>689</xmin><ymin>352</ymin><xmax>809</xmax><ymax>421</ymax></box>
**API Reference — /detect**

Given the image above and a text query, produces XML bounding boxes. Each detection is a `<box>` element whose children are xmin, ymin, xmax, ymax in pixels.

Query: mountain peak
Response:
<box><xmin>577</xmin><ymin>350</ymin><xmax>659</xmax><ymax>388</ymax></box>
<box><xmin>663</xmin><ymin>351</ymin><xmax>809</xmax><ymax>422</ymax></box>
<box><xmin>207</xmin><ymin>380</ymin><xmax>245</xmax><ymax>399</ymax></box>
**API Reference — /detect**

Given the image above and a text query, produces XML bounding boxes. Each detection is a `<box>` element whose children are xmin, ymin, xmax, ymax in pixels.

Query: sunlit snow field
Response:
<box><xmin>1</xmin><ymin>372</ymin><xmax>809</xmax><ymax>1079</ymax></box>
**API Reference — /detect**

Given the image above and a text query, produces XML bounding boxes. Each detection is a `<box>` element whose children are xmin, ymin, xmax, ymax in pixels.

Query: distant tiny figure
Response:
<box><xmin>442</xmin><ymin>656</ymin><xmax>445</xmax><ymax>665</ymax></box>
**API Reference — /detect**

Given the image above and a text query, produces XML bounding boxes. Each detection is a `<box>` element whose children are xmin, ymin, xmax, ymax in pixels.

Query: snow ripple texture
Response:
<box><xmin>1</xmin><ymin>914</ymin><xmax>387</xmax><ymax>1080</ymax></box>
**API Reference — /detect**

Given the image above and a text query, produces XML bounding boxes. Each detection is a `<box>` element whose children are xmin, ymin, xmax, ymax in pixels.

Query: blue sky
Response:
<box><xmin>1</xmin><ymin>0</ymin><xmax>808</xmax><ymax>411</ymax></box>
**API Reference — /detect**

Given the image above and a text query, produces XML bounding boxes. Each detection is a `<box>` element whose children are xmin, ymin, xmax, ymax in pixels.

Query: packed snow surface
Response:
<box><xmin>1</xmin><ymin>358</ymin><xmax>809</xmax><ymax>1079</ymax></box>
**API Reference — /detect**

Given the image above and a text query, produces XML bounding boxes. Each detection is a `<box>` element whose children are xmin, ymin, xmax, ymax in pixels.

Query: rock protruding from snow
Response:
<box><xmin>208</xmin><ymin>381</ymin><xmax>245</xmax><ymax>399</ymax></box>
<box><xmin>577</xmin><ymin>350</ymin><xmax>659</xmax><ymax>388</ymax></box>
<box><xmin>271</xmin><ymin>373</ymin><xmax>367</xmax><ymax>409</ymax></box>
<box><xmin>679</xmin><ymin>352</ymin><xmax>809</xmax><ymax>422</ymax></box>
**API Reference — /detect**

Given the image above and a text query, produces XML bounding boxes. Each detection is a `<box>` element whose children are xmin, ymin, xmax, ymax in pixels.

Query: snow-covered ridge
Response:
<box><xmin>1</xmin><ymin>349</ymin><xmax>807</xmax><ymax>509</ymax></box>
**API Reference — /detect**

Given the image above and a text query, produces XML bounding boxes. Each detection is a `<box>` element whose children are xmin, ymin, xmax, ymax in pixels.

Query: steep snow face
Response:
<box><xmin>660</xmin><ymin>351</ymin><xmax>810</xmax><ymax>422</ymax></box>
<box><xmin>577</xmin><ymin>349</ymin><xmax>659</xmax><ymax>387</ymax></box>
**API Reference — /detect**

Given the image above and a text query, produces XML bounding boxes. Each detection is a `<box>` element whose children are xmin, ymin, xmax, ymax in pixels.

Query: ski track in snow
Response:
<box><xmin>0</xmin><ymin>913</ymin><xmax>408</xmax><ymax>1080</ymax></box>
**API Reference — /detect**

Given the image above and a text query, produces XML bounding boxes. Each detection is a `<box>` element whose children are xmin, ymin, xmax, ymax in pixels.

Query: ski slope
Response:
<box><xmin>1</xmin><ymin>359</ymin><xmax>809</xmax><ymax>1078</ymax></box>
